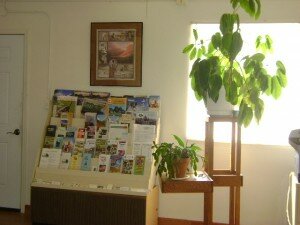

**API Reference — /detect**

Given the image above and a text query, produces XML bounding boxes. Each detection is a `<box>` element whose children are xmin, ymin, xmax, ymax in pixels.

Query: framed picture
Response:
<box><xmin>90</xmin><ymin>22</ymin><xmax>143</xmax><ymax>87</ymax></box>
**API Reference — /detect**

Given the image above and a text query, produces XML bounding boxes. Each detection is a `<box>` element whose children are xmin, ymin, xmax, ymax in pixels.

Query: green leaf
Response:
<box><xmin>220</xmin><ymin>14</ymin><xmax>234</xmax><ymax>35</ymax></box>
<box><xmin>189</xmin><ymin>47</ymin><xmax>197</xmax><ymax>60</ymax></box>
<box><xmin>223</xmin><ymin>69</ymin><xmax>239</xmax><ymax>104</ymax></box>
<box><xmin>250</xmin><ymin>53</ymin><xmax>265</xmax><ymax>62</ymax></box>
<box><xmin>221</xmin><ymin>33</ymin><xmax>232</xmax><ymax>57</ymax></box>
<box><xmin>189</xmin><ymin>68</ymin><xmax>195</xmax><ymax>79</ymax></box>
<box><xmin>254</xmin><ymin>98</ymin><xmax>264</xmax><ymax>123</ymax></box>
<box><xmin>240</xmin><ymin>0</ymin><xmax>252</xmax><ymax>16</ymax></box>
<box><xmin>189</xmin><ymin>58</ymin><xmax>200</xmax><ymax>78</ymax></box>
<box><xmin>255</xmin><ymin>35</ymin><xmax>262</xmax><ymax>49</ymax></box>
<box><xmin>249</xmin><ymin>87</ymin><xmax>260</xmax><ymax>103</ymax></box>
<box><xmin>249</xmin><ymin>0</ymin><xmax>256</xmax><ymax>16</ymax></box>
<box><xmin>276</xmin><ymin>72</ymin><xmax>287</xmax><ymax>88</ymax></box>
<box><xmin>238</xmin><ymin>101</ymin><xmax>246</xmax><ymax>124</ymax></box>
<box><xmin>201</xmin><ymin>45</ymin><xmax>206</xmax><ymax>56</ymax></box>
<box><xmin>276</xmin><ymin>60</ymin><xmax>286</xmax><ymax>74</ymax></box>
<box><xmin>233</xmin><ymin>13</ymin><xmax>240</xmax><ymax>30</ymax></box>
<box><xmin>271</xmin><ymin>76</ymin><xmax>282</xmax><ymax>99</ymax></box>
<box><xmin>197</xmin><ymin>48</ymin><xmax>203</xmax><ymax>58</ymax></box>
<box><xmin>208</xmin><ymin>75</ymin><xmax>222</xmax><ymax>102</ymax></box>
<box><xmin>244</xmin><ymin>106</ymin><xmax>254</xmax><ymax>127</ymax></box>
<box><xmin>265</xmin><ymin>35</ymin><xmax>273</xmax><ymax>50</ymax></box>
<box><xmin>243</xmin><ymin>57</ymin><xmax>255</xmax><ymax>74</ymax></box>
<box><xmin>191</xmin><ymin>72</ymin><xmax>203</xmax><ymax>101</ymax></box>
<box><xmin>276</xmin><ymin>61</ymin><xmax>287</xmax><ymax>88</ymax></box>
<box><xmin>193</xmin><ymin>29</ymin><xmax>198</xmax><ymax>41</ymax></box>
<box><xmin>241</xmin><ymin>0</ymin><xmax>261</xmax><ymax>18</ymax></box>
<box><xmin>191</xmin><ymin>145</ymin><xmax>201</xmax><ymax>151</ymax></box>
<box><xmin>239</xmin><ymin>0</ymin><xmax>261</xmax><ymax>19</ymax></box>
<box><xmin>256</xmin><ymin>35</ymin><xmax>273</xmax><ymax>53</ymax></box>
<box><xmin>191</xmin><ymin>75</ymin><xmax>196</xmax><ymax>90</ymax></box>
<box><xmin>233</xmin><ymin>69</ymin><xmax>244</xmax><ymax>86</ymax></box>
<box><xmin>229</xmin><ymin>31</ymin><xmax>243</xmax><ymax>60</ymax></box>
<box><xmin>230</xmin><ymin>0</ymin><xmax>239</xmax><ymax>9</ymax></box>
<box><xmin>226</xmin><ymin>82</ymin><xmax>238</xmax><ymax>105</ymax></box>
<box><xmin>254</xmin><ymin>0</ymin><xmax>261</xmax><ymax>19</ymax></box>
<box><xmin>240</xmin><ymin>103</ymin><xmax>253</xmax><ymax>127</ymax></box>
<box><xmin>193</xmin><ymin>59</ymin><xmax>211</xmax><ymax>104</ymax></box>
<box><xmin>211</xmin><ymin>32</ymin><xmax>222</xmax><ymax>49</ymax></box>
<box><xmin>191</xmin><ymin>60</ymin><xmax>207</xmax><ymax>102</ymax></box>
<box><xmin>238</xmin><ymin>101</ymin><xmax>253</xmax><ymax>127</ymax></box>
<box><xmin>265</xmin><ymin>76</ymin><xmax>272</xmax><ymax>96</ymax></box>
<box><xmin>207</xmin><ymin>42</ymin><xmax>215</xmax><ymax>55</ymax></box>
<box><xmin>197</xmin><ymin>59</ymin><xmax>210</xmax><ymax>90</ymax></box>
<box><xmin>259</xmin><ymin>74</ymin><xmax>270</xmax><ymax>92</ymax></box>
<box><xmin>223</xmin><ymin>69</ymin><xmax>231</xmax><ymax>86</ymax></box>
<box><xmin>182</xmin><ymin>44</ymin><xmax>194</xmax><ymax>54</ymax></box>
<box><xmin>173</xmin><ymin>135</ymin><xmax>185</xmax><ymax>148</ymax></box>
<box><xmin>194</xmin><ymin>90</ymin><xmax>203</xmax><ymax>101</ymax></box>
<box><xmin>209</xmin><ymin>56</ymin><xmax>221</xmax><ymax>74</ymax></box>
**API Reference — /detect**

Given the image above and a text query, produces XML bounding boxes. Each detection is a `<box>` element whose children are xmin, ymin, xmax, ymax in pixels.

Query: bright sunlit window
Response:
<box><xmin>186</xmin><ymin>23</ymin><xmax>300</xmax><ymax>146</ymax></box>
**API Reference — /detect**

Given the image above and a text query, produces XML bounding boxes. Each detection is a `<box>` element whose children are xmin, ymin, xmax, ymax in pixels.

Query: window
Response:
<box><xmin>186</xmin><ymin>23</ymin><xmax>300</xmax><ymax>145</ymax></box>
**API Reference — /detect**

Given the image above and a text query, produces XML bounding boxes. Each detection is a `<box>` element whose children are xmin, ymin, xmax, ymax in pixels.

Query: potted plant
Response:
<box><xmin>183</xmin><ymin>0</ymin><xmax>287</xmax><ymax>127</ymax></box>
<box><xmin>152</xmin><ymin>135</ymin><xmax>205</xmax><ymax>179</ymax></box>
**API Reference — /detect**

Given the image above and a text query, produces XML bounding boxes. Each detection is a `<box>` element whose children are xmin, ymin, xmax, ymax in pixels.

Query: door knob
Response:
<box><xmin>7</xmin><ymin>129</ymin><xmax>20</xmax><ymax>135</ymax></box>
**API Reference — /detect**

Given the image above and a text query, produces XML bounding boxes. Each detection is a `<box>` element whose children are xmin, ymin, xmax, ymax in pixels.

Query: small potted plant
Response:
<box><xmin>183</xmin><ymin>0</ymin><xmax>287</xmax><ymax>127</ymax></box>
<box><xmin>152</xmin><ymin>135</ymin><xmax>204</xmax><ymax>179</ymax></box>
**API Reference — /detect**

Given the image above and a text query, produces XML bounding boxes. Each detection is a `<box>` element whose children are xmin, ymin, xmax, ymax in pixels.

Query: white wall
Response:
<box><xmin>1</xmin><ymin>0</ymin><xmax>299</xmax><ymax>224</ymax></box>
<box><xmin>0</xmin><ymin>9</ymin><xmax>50</xmax><ymax>211</ymax></box>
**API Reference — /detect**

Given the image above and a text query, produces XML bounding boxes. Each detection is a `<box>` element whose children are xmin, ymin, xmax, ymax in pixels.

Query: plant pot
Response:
<box><xmin>173</xmin><ymin>158</ymin><xmax>190</xmax><ymax>178</ymax></box>
<box><xmin>206</xmin><ymin>87</ymin><xmax>234</xmax><ymax>116</ymax></box>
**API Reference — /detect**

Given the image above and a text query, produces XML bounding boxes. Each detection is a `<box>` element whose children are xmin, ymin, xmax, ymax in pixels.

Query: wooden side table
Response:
<box><xmin>160</xmin><ymin>172</ymin><xmax>213</xmax><ymax>225</ymax></box>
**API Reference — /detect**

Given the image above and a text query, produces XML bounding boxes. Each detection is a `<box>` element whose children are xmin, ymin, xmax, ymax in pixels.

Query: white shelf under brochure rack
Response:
<box><xmin>32</xmin><ymin>160</ymin><xmax>157</xmax><ymax>196</ymax></box>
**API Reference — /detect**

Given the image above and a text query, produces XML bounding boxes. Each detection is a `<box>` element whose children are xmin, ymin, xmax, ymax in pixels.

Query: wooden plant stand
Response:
<box><xmin>204</xmin><ymin>115</ymin><xmax>243</xmax><ymax>225</ymax></box>
<box><xmin>160</xmin><ymin>115</ymin><xmax>242</xmax><ymax>225</ymax></box>
<box><xmin>160</xmin><ymin>171</ymin><xmax>214</xmax><ymax>224</ymax></box>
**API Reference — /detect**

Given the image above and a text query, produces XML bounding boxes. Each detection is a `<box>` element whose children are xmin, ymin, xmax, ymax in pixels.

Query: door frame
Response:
<box><xmin>0</xmin><ymin>30</ymin><xmax>28</xmax><ymax>213</ymax></box>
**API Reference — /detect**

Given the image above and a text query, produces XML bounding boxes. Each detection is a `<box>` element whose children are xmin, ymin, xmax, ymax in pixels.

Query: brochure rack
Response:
<box><xmin>31</xmin><ymin>91</ymin><xmax>160</xmax><ymax>225</ymax></box>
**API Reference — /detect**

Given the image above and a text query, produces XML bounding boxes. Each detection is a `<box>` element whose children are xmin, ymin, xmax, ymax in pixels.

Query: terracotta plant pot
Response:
<box><xmin>174</xmin><ymin>157</ymin><xmax>191</xmax><ymax>178</ymax></box>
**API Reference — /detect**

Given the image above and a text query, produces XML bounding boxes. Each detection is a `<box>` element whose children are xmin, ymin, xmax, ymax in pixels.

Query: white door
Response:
<box><xmin>0</xmin><ymin>35</ymin><xmax>24</xmax><ymax>209</ymax></box>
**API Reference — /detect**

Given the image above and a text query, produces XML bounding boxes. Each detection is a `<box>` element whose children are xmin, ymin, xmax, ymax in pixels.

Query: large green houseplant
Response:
<box><xmin>183</xmin><ymin>0</ymin><xmax>287</xmax><ymax>127</ymax></box>
<box><xmin>152</xmin><ymin>135</ymin><xmax>205</xmax><ymax>179</ymax></box>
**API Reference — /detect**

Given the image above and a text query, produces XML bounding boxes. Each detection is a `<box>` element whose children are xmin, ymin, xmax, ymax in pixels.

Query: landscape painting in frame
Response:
<box><xmin>90</xmin><ymin>22</ymin><xmax>143</xmax><ymax>87</ymax></box>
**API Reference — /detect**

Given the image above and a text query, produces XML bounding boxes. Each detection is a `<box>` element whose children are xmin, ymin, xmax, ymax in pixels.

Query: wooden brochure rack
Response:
<box><xmin>31</xmin><ymin>92</ymin><xmax>160</xmax><ymax>225</ymax></box>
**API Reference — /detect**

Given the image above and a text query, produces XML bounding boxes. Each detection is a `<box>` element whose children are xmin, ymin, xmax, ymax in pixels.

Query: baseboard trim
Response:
<box><xmin>0</xmin><ymin>207</ymin><xmax>20</xmax><ymax>212</ymax></box>
<box><xmin>158</xmin><ymin>217</ymin><xmax>227</xmax><ymax>225</ymax></box>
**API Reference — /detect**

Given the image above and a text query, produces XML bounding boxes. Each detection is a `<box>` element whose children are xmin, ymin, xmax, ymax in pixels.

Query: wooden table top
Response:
<box><xmin>160</xmin><ymin>172</ymin><xmax>213</xmax><ymax>193</ymax></box>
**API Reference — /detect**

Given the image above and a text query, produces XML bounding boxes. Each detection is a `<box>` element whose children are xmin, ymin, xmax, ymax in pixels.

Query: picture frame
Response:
<box><xmin>90</xmin><ymin>22</ymin><xmax>143</xmax><ymax>87</ymax></box>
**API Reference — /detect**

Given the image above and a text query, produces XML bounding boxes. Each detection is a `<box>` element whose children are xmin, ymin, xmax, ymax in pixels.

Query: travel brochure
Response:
<box><xmin>39</xmin><ymin>89</ymin><xmax>160</xmax><ymax>176</ymax></box>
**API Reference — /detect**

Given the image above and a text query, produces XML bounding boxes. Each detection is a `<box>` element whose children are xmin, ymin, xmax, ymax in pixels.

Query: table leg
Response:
<box><xmin>204</xmin><ymin>192</ymin><xmax>213</xmax><ymax>225</ymax></box>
